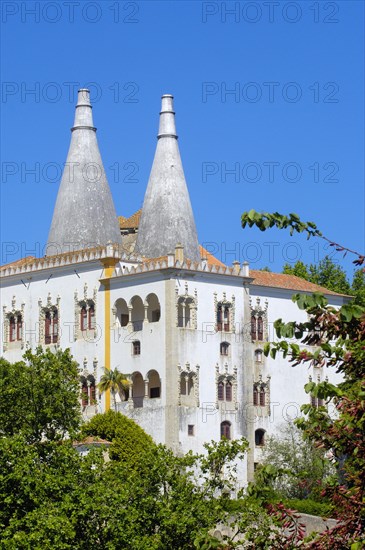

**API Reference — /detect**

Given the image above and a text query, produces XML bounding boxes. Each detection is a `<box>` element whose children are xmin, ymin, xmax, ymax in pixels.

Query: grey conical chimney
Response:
<box><xmin>135</xmin><ymin>95</ymin><xmax>200</xmax><ymax>261</ymax></box>
<box><xmin>46</xmin><ymin>89</ymin><xmax>121</xmax><ymax>255</ymax></box>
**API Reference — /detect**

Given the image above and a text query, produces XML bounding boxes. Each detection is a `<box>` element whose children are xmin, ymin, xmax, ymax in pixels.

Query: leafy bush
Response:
<box><xmin>80</xmin><ymin>409</ymin><xmax>155</xmax><ymax>466</ymax></box>
<box><xmin>284</xmin><ymin>498</ymin><xmax>333</xmax><ymax>517</ymax></box>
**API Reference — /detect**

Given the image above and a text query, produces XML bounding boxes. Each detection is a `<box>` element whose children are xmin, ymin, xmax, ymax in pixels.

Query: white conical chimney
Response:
<box><xmin>46</xmin><ymin>89</ymin><xmax>121</xmax><ymax>255</ymax></box>
<box><xmin>135</xmin><ymin>94</ymin><xmax>200</xmax><ymax>261</ymax></box>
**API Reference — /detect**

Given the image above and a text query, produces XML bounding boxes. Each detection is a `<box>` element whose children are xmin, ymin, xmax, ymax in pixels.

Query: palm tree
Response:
<box><xmin>98</xmin><ymin>368</ymin><xmax>130</xmax><ymax>410</ymax></box>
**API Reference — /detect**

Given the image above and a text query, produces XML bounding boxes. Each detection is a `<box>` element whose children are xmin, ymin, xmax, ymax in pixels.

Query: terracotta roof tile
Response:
<box><xmin>199</xmin><ymin>245</ymin><xmax>225</xmax><ymax>267</ymax></box>
<box><xmin>250</xmin><ymin>270</ymin><xmax>348</xmax><ymax>296</ymax></box>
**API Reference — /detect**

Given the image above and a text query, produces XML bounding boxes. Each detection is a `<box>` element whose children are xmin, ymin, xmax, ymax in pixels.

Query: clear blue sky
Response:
<box><xmin>1</xmin><ymin>0</ymin><xmax>364</xmax><ymax>278</ymax></box>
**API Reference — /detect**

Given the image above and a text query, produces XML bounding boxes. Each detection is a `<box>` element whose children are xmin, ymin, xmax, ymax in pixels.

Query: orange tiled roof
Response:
<box><xmin>199</xmin><ymin>245</ymin><xmax>225</xmax><ymax>267</ymax></box>
<box><xmin>0</xmin><ymin>256</ymin><xmax>37</xmax><ymax>271</ymax></box>
<box><xmin>119</xmin><ymin>209</ymin><xmax>142</xmax><ymax>229</ymax></box>
<box><xmin>250</xmin><ymin>270</ymin><xmax>348</xmax><ymax>296</ymax></box>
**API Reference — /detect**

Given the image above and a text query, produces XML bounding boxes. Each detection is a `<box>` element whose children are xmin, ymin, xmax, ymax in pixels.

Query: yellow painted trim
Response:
<box><xmin>103</xmin><ymin>264</ymin><xmax>115</xmax><ymax>411</ymax></box>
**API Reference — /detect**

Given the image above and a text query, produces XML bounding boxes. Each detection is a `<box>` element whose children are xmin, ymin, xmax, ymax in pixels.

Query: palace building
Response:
<box><xmin>0</xmin><ymin>90</ymin><xmax>347</xmax><ymax>484</ymax></box>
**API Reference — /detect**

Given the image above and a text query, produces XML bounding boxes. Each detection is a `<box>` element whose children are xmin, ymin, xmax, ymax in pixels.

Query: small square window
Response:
<box><xmin>188</xmin><ymin>424</ymin><xmax>194</xmax><ymax>436</ymax></box>
<box><xmin>132</xmin><ymin>341</ymin><xmax>141</xmax><ymax>355</ymax></box>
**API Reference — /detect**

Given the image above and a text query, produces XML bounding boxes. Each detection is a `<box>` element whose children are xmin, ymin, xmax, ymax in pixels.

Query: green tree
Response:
<box><xmin>261</xmin><ymin>421</ymin><xmax>335</xmax><ymax>500</ymax></box>
<box><xmin>308</xmin><ymin>256</ymin><xmax>351</xmax><ymax>295</ymax></box>
<box><xmin>242</xmin><ymin>210</ymin><xmax>365</xmax><ymax>547</ymax></box>
<box><xmin>80</xmin><ymin>409</ymin><xmax>155</xmax><ymax>465</ymax></box>
<box><xmin>351</xmin><ymin>268</ymin><xmax>365</xmax><ymax>307</ymax></box>
<box><xmin>283</xmin><ymin>260</ymin><xmax>309</xmax><ymax>280</ymax></box>
<box><xmin>0</xmin><ymin>347</ymin><xmax>81</xmax><ymax>443</ymax></box>
<box><xmin>97</xmin><ymin>367</ymin><xmax>130</xmax><ymax>410</ymax></box>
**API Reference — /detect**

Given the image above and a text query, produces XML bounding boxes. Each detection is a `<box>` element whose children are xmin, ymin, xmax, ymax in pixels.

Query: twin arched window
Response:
<box><xmin>251</xmin><ymin>315</ymin><xmax>263</xmax><ymax>341</ymax></box>
<box><xmin>218</xmin><ymin>380</ymin><xmax>232</xmax><ymax>401</ymax></box>
<box><xmin>80</xmin><ymin>303</ymin><xmax>95</xmax><ymax>332</ymax></box>
<box><xmin>217</xmin><ymin>303</ymin><xmax>231</xmax><ymax>332</ymax></box>
<box><xmin>220</xmin><ymin>342</ymin><xmax>230</xmax><ymax>356</ymax></box>
<box><xmin>9</xmin><ymin>314</ymin><xmax>22</xmax><ymax>342</ymax></box>
<box><xmin>45</xmin><ymin>308</ymin><xmax>58</xmax><ymax>344</ymax></box>
<box><xmin>253</xmin><ymin>385</ymin><xmax>266</xmax><ymax>406</ymax></box>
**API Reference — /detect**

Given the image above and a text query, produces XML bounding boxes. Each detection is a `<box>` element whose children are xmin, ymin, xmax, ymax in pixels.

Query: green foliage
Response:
<box><xmin>260</xmin><ymin>422</ymin><xmax>335</xmax><ymax>500</ymax></box>
<box><xmin>80</xmin><ymin>410</ymin><xmax>155</xmax><ymax>465</ymax></box>
<box><xmin>283</xmin><ymin>260</ymin><xmax>309</xmax><ymax>280</ymax></box>
<box><xmin>97</xmin><ymin>367</ymin><xmax>130</xmax><ymax>410</ymax></box>
<box><xmin>283</xmin><ymin>498</ymin><xmax>333</xmax><ymax>517</ymax></box>
<box><xmin>0</xmin><ymin>347</ymin><xmax>81</xmax><ymax>443</ymax></box>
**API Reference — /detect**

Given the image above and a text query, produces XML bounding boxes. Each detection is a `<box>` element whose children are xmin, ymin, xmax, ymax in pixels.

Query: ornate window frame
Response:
<box><xmin>38</xmin><ymin>293</ymin><xmax>60</xmax><ymax>346</ymax></box>
<box><xmin>253</xmin><ymin>374</ymin><xmax>271</xmax><ymax>415</ymax></box>
<box><xmin>250</xmin><ymin>297</ymin><xmax>268</xmax><ymax>342</ymax></box>
<box><xmin>214</xmin><ymin>292</ymin><xmax>236</xmax><ymax>333</ymax></box>
<box><xmin>2</xmin><ymin>296</ymin><xmax>25</xmax><ymax>352</ymax></box>
<box><xmin>176</xmin><ymin>283</ymin><xmax>198</xmax><ymax>329</ymax></box>
<box><xmin>215</xmin><ymin>363</ymin><xmax>238</xmax><ymax>409</ymax></box>
<box><xmin>178</xmin><ymin>362</ymin><xmax>200</xmax><ymax>406</ymax></box>
<box><xmin>74</xmin><ymin>283</ymin><xmax>97</xmax><ymax>341</ymax></box>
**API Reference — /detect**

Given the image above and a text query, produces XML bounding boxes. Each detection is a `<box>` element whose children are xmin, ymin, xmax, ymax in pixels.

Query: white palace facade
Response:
<box><xmin>0</xmin><ymin>91</ymin><xmax>347</xmax><ymax>484</ymax></box>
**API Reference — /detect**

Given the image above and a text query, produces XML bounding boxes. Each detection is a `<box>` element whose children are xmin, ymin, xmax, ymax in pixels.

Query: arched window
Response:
<box><xmin>115</xmin><ymin>298</ymin><xmax>128</xmax><ymax>327</ymax></box>
<box><xmin>132</xmin><ymin>372</ymin><xmax>144</xmax><ymax>408</ymax></box>
<box><xmin>251</xmin><ymin>315</ymin><xmax>257</xmax><ymax>340</ymax></box>
<box><xmin>45</xmin><ymin>311</ymin><xmax>52</xmax><ymax>344</ymax></box>
<box><xmin>132</xmin><ymin>340</ymin><xmax>141</xmax><ymax>355</ymax></box>
<box><xmin>130</xmin><ymin>296</ymin><xmax>144</xmax><ymax>331</ymax></box>
<box><xmin>217</xmin><ymin>302</ymin><xmax>231</xmax><ymax>332</ymax></box>
<box><xmin>220</xmin><ymin>342</ymin><xmax>229</xmax><ymax>356</ymax></box>
<box><xmin>257</xmin><ymin>316</ymin><xmax>263</xmax><ymax>341</ymax></box>
<box><xmin>146</xmin><ymin>293</ymin><xmax>161</xmax><ymax>323</ymax></box>
<box><xmin>9</xmin><ymin>316</ymin><xmax>16</xmax><ymax>342</ymax></box>
<box><xmin>88</xmin><ymin>304</ymin><xmax>95</xmax><ymax>330</ymax></box>
<box><xmin>81</xmin><ymin>380</ymin><xmax>88</xmax><ymax>407</ymax></box>
<box><xmin>217</xmin><ymin>305</ymin><xmax>223</xmax><ymax>331</ymax></box>
<box><xmin>259</xmin><ymin>387</ymin><xmax>265</xmax><ymax>406</ymax></box>
<box><xmin>52</xmin><ymin>309</ymin><xmax>58</xmax><ymax>343</ymax></box>
<box><xmin>177</xmin><ymin>299</ymin><xmax>184</xmax><ymax>327</ymax></box>
<box><xmin>148</xmin><ymin>370</ymin><xmax>161</xmax><ymax>398</ymax></box>
<box><xmin>80</xmin><ymin>306</ymin><xmax>87</xmax><ymax>332</ymax></box>
<box><xmin>255</xmin><ymin>349</ymin><xmax>263</xmax><ymax>362</ymax></box>
<box><xmin>221</xmin><ymin>421</ymin><xmax>231</xmax><ymax>440</ymax></box>
<box><xmin>253</xmin><ymin>386</ymin><xmax>258</xmax><ymax>406</ymax></box>
<box><xmin>16</xmin><ymin>315</ymin><xmax>22</xmax><ymax>341</ymax></box>
<box><xmin>255</xmin><ymin>429</ymin><xmax>265</xmax><ymax>446</ymax></box>
<box><xmin>218</xmin><ymin>381</ymin><xmax>224</xmax><ymax>401</ymax></box>
<box><xmin>225</xmin><ymin>381</ymin><xmax>232</xmax><ymax>402</ymax></box>
<box><xmin>89</xmin><ymin>379</ymin><xmax>96</xmax><ymax>403</ymax></box>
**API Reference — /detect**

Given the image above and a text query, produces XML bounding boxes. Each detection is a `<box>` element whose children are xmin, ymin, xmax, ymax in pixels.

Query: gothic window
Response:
<box><xmin>52</xmin><ymin>309</ymin><xmax>58</xmax><ymax>343</ymax></box>
<box><xmin>225</xmin><ymin>381</ymin><xmax>232</xmax><ymax>401</ymax></box>
<box><xmin>253</xmin><ymin>378</ymin><xmax>269</xmax><ymax>408</ymax></box>
<box><xmin>9</xmin><ymin>316</ymin><xmax>16</xmax><ymax>342</ymax></box>
<box><xmin>257</xmin><ymin>316</ymin><xmax>263</xmax><ymax>341</ymax></box>
<box><xmin>177</xmin><ymin>295</ymin><xmax>197</xmax><ymax>329</ymax></box>
<box><xmin>132</xmin><ymin>340</ymin><xmax>141</xmax><ymax>356</ymax></box>
<box><xmin>255</xmin><ymin>429</ymin><xmax>265</xmax><ymax>446</ymax></box>
<box><xmin>16</xmin><ymin>315</ymin><xmax>22</xmax><ymax>341</ymax></box>
<box><xmin>218</xmin><ymin>381</ymin><xmax>224</xmax><ymax>400</ymax></box>
<box><xmin>250</xmin><ymin>298</ymin><xmax>268</xmax><ymax>342</ymax></box>
<box><xmin>220</xmin><ymin>342</ymin><xmax>230</xmax><ymax>356</ymax></box>
<box><xmin>178</xmin><ymin>364</ymin><xmax>199</xmax><ymax>406</ymax></box>
<box><xmin>80</xmin><ymin>306</ymin><xmax>87</xmax><ymax>332</ymax></box>
<box><xmin>221</xmin><ymin>421</ymin><xmax>231</xmax><ymax>440</ymax></box>
<box><xmin>217</xmin><ymin>303</ymin><xmax>231</xmax><ymax>331</ymax></box>
<box><xmin>88</xmin><ymin>304</ymin><xmax>95</xmax><ymax>330</ymax></box>
<box><xmin>43</xmin><ymin>307</ymin><xmax>58</xmax><ymax>345</ymax></box>
<box><xmin>259</xmin><ymin>387</ymin><xmax>265</xmax><ymax>406</ymax></box>
<box><xmin>251</xmin><ymin>315</ymin><xmax>257</xmax><ymax>340</ymax></box>
<box><xmin>311</xmin><ymin>395</ymin><xmax>325</xmax><ymax>408</ymax></box>
<box><xmin>45</xmin><ymin>311</ymin><xmax>52</xmax><ymax>344</ymax></box>
<box><xmin>81</xmin><ymin>381</ymin><xmax>88</xmax><ymax>407</ymax></box>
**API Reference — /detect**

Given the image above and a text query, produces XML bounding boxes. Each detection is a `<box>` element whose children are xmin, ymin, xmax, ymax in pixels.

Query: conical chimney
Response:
<box><xmin>46</xmin><ymin>89</ymin><xmax>121</xmax><ymax>255</ymax></box>
<box><xmin>135</xmin><ymin>95</ymin><xmax>200</xmax><ymax>261</ymax></box>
